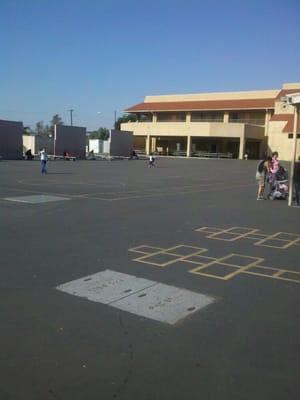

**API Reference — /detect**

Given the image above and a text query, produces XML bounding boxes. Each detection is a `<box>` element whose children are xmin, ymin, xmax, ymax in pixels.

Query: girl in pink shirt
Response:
<box><xmin>271</xmin><ymin>151</ymin><xmax>280</xmax><ymax>174</ymax></box>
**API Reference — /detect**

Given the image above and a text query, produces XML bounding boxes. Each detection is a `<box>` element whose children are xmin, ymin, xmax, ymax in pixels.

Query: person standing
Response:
<box><xmin>149</xmin><ymin>153</ymin><xmax>155</xmax><ymax>167</ymax></box>
<box><xmin>294</xmin><ymin>162</ymin><xmax>300</xmax><ymax>206</ymax></box>
<box><xmin>256</xmin><ymin>157</ymin><xmax>272</xmax><ymax>200</ymax></box>
<box><xmin>268</xmin><ymin>151</ymin><xmax>280</xmax><ymax>197</ymax></box>
<box><xmin>40</xmin><ymin>148</ymin><xmax>48</xmax><ymax>174</ymax></box>
<box><xmin>270</xmin><ymin>151</ymin><xmax>280</xmax><ymax>174</ymax></box>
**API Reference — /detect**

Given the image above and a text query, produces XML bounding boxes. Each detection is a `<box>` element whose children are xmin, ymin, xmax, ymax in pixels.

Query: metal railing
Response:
<box><xmin>192</xmin><ymin>151</ymin><xmax>233</xmax><ymax>159</ymax></box>
<box><xmin>228</xmin><ymin>119</ymin><xmax>265</xmax><ymax>126</ymax></box>
<box><xmin>191</xmin><ymin>118</ymin><xmax>224</xmax><ymax>123</ymax></box>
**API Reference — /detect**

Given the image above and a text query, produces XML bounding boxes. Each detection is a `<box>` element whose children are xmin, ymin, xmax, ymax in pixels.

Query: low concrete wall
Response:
<box><xmin>109</xmin><ymin>130</ymin><xmax>133</xmax><ymax>157</ymax></box>
<box><xmin>0</xmin><ymin>119</ymin><xmax>23</xmax><ymax>159</ymax></box>
<box><xmin>23</xmin><ymin>135</ymin><xmax>54</xmax><ymax>154</ymax></box>
<box><xmin>55</xmin><ymin>125</ymin><xmax>86</xmax><ymax>159</ymax></box>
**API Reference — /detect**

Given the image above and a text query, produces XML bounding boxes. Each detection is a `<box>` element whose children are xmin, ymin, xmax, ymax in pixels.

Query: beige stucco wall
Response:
<box><xmin>23</xmin><ymin>135</ymin><xmax>35</xmax><ymax>152</ymax></box>
<box><xmin>268</xmin><ymin>120</ymin><xmax>300</xmax><ymax>161</ymax></box>
<box><xmin>121</xmin><ymin>121</ymin><xmax>264</xmax><ymax>140</ymax></box>
<box><xmin>274</xmin><ymin>101</ymin><xmax>295</xmax><ymax>115</ymax></box>
<box><xmin>268</xmin><ymin>131</ymin><xmax>300</xmax><ymax>161</ymax></box>
<box><xmin>282</xmin><ymin>83</ymin><xmax>300</xmax><ymax>89</ymax></box>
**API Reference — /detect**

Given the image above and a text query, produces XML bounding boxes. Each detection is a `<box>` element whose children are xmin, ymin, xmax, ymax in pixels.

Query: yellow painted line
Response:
<box><xmin>254</xmin><ymin>231</ymin><xmax>299</xmax><ymax>248</ymax></box>
<box><xmin>219</xmin><ymin>259</ymin><xmax>265</xmax><ymax>280</ymax></box>
<box><xmin>216</xmin><ymin>253</ymin><xmax>264</xmax><ymax>267</ymax></box>
<box><xmin>165</xmin><ymin>248</ymin><xmax>207</xmax><ymax>258</ymax></box>
<box><xmin>275</xmin><ymin>276</ymin><xmax>300</xmax><ymax>283</ymax></box>
<box><xmin>132</xmin><ymin>257</ymin><xmax>174</xmax><ymax>268</ymax></box>
<box><xmin>189</xmin><ymin>271</ymin><xmax>228</xmax><ymax>280</ymax></box>
<box><xmin>242</xmin><ymin>270</ymin><xmax>300</xmax><ymax>284</ymax></box>
<box><xmin>183</xmin><ymin>255</ymin><xmax>217</xmax><ymax>265</ymax></box>
<box><xmin>207</xmin><ymin>227</ymin><xmax>260</xmax><ymax>242</ymax></box>
<box><xmin>195</xmin><ymin>226</ymin><xmax>300</xmax><ymax>249</ymax></box>
<box><xmin>195</xmin><ymin>227</ymin><xmax>223</xmax><ymax>233</ymax></box>
<box><xmin>248</xmin><ymin>265</ymin><xmax>279</xmax><ymax>273</ymax></box>
<box><xmin>272</xmin><ymin>270</ymin><xmax>284</xmax><ymax>277</ymax></box>
<box><xmin>83</xmin><ymin>183</ymin><xmax>256</xmax><ymax>202</ymax></box>
<box><xmin>280</xmin><ymin>237</ymin><xmax>300</xmax><ymax>249</ymax></box>
<box><xmin>226</xmin><ymin>227</ymin><xmax>259</xmax><ymax>235</ymax></box>
<box><xmin>128</xmin><ymin>245</ymin><xmax>164</xmax><ymax>254</ymax></box>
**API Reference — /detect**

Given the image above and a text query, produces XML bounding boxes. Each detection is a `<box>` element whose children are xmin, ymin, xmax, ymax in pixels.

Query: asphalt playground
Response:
<box><xmin>0</xmin><ymin>157</ymin><xmax>299</xmax><ymax>400</ymax></box>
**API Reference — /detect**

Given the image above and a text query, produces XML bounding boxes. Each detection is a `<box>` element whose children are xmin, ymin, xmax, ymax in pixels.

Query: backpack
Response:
<box><xmin>256</xmin><ymin>160</ymin><xmax>265</xmax><ymax>179</ymax></box>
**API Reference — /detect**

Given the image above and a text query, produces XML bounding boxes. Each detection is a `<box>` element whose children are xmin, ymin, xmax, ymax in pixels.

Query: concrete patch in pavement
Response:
<box><xmin>56</xmin><ymin>269</ymin><xmax>215</xmax><ymax>325</ymax></box>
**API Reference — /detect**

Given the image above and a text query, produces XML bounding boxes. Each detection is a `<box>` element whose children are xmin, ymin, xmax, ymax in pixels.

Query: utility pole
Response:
<box><xmin>69</xmin><ymin>109</ymin><xmax>74</xmax><ymax>126</ymax></box>
<box><xmin>114</xmin><ymin>110</ymin><xmax>117</xmax><ymax>127</ymax></box>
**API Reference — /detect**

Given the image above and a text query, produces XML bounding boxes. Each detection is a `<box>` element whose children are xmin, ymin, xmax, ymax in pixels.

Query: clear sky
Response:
<box><xmin>1</xmin><ymin>0</ymin><xmax>300</xmax><ymax>130</ymax></box>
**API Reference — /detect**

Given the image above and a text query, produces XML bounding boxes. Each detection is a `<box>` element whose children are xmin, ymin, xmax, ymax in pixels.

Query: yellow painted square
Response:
<box><xmin>129</xmin><ymin>245</ymin><xmax>163</xmax><ymax>254</ymax></box>
<box><xmin>220</xmin><ymin>254</ymin><xmax>263</xmax><ymax>267</ymax></box>
<box><xmin>226</xmin><ymin>227</ymin><xmax>258</xmax><ymax>235</ymax></box>
<box><xmin>133</xmin><ymin>252</ymin><xmax>180</xmax><ymax>267</ymax></box>
<box><xmin>279</xmin><ymin>271</ymin><xmax>300</xmax><ymax>282</ymax></box>
<box><xmin>207</xmin><ymin>232</ymin><xmax>240</xmax><ymax>241</ymax></box>
<box><xmin>165</xmin><ymin>245</ymin><xmax>206</xmax><ymax>257</ymax></box>
<box><xmin>195</xmin><ymin>227</ymin><xmax>223</xmax><ymax>233</ymax></box>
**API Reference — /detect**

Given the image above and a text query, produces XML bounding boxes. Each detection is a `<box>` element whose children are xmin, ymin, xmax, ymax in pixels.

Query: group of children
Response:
<box><xmin>256</xmin><ymin>151</ymin><xmax>292</xmax><ymax>202</ymax></box>
<box><xmin>256</xmin><ymin>151</ymin><xmax>299</xmax><ymax>205</ymax></box>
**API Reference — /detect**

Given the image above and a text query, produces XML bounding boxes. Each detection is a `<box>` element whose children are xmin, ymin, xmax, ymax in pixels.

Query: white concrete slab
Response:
<box><xmin>56</xmin><ymin>270</ymin><xmax>215</xmax><ymax>325</ymax></box>
<box><xmin>4</xmin><ymin>195</ymin><xmax>70</xmax><ymax>203</ymax></box>
<box><xmin>112</xmin><ymin>283</ymin><xmax>214</xmax><ymax>325</ymax></box>
<box><xmin>56</xmin><ymin>270</ymin><xmax>156</xmax><ymax>304</ymax></box>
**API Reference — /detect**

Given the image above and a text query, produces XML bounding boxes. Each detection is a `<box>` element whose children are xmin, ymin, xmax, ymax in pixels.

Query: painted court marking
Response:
<box><xmin>195</xmin><ymin>226</ymin><xmax>300</xmax><ymax>249</ymax></box>
<box><xmin>56</xmin><ymin>269</ymin><xmax>214</xmax><ymax>325</ymax></box>
<box><xmin>3</xmin><ymin>195</ymin><xmax>70</xmax><ymax>204</ymax></box>
<box><xmin>129</xmin><ymin>245</ymin><xmax>300</xmax><ymax>284</ymax></box>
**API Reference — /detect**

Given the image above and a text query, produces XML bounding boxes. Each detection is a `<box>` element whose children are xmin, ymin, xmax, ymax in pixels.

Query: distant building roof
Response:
<box><xmin>125</xmin><ymin>83</ymin><xmax>300</xmax><ymax>113</ymax></box>
<box><xmin>125</xmin><ymin>99</ymin><xmax>275</xmax><ymax>113</ymax></box>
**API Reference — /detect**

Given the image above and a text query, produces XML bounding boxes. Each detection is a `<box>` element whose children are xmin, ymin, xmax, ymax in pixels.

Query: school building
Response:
<box><xmin>121</xmin><ymin>82</ymin><xmax>300</xmax><ymax>161</ymax></box>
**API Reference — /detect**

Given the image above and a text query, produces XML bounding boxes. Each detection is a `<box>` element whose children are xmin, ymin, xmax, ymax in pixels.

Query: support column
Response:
<box><xmin>187</xmin><ymin>135</ymin><xmax>192</xmax><ymax>157</ymax></box>
<box><xmin>239</xmin><ymin>133</ymin><xmax>245</xmax><ymax>160</ymax></box>
<box><xmin>151</xmin><ymin>137</ymin><xmax>157</xmax><ymax>153</ymax></box>
<box><xmin>146</xmin><ymin>135</ymin><xmax>150</xmax><ymax>155</ymax></box>
<box><xmin>263</xmin><ymin>109</ymin><xmax>272</xmax><ymax>156</ymax></box>
<box><xmin>224</xmin><ymin>112</ymin><xmax>229</xmax><ymax>123</ymax></box>
<box><xmin>152</xmin><ymin>113</ymin><xmax>157</xmax><ymax>123</ymax></box>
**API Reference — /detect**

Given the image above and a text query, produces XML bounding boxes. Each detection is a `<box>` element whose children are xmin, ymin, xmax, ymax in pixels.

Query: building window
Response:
<box><xmin>288</xmin><ymin>133</ymin><xmax>300</xmax><ymax>139</ymax></box>
<box><xmin>229</xmin><ymin>111</ymin><xmax>265</xmax><ymax>125</ymax></box>
<box><xmin>157</xmin><ymin>113</ymin><xmax>186</xmax><ymax>122</ymax></box>
<box><xmin>191</xmin><ymin>112</ymin><xmax>223</xmax><ymax>122</ymax></box>
<box><xmin>137</xmin><ymin>113</ymin><xmax>152</xmax><ymax>122</ymax></box>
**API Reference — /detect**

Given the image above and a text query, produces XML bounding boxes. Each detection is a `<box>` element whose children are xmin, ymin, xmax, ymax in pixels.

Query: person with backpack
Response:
<box><xmin>293</xmin><ymin>162</ymin><xmax>300</xmax><ymax>206</ymax></box>
<box><xmin>256</xmin><ymin>156</ymin><xmax>272</xmax><ymax>200</ymax></box>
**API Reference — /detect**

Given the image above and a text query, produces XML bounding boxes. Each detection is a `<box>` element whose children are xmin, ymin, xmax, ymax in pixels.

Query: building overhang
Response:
<box><xmin>125</xmin><ymin>99</ymin><xmax>275</xmax><ymax>113</ymax></box>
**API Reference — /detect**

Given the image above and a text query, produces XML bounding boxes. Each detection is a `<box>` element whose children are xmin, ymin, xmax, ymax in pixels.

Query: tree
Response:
<box><xmin>51</xmin><ymin>114</ymin><xmax>63</xmax><ymax>126</ymax></box>
<box><xmin>88</xmin><ymin>127</ymin><xmax>110</xmax><ymax>140</ymax></box>
<box><xmin>35</xmin><ymin>121</ymin><xmax>45</xmax><ymax>135</ymax></box>
<box><xmin>49</xmin><ymin>114</ymin><xmax>63</xmax><ymax>135</ymax></box>
<box><xmin>23</xmin><ymin>126</ymin><xmax>32</xmax><ymax>135</ymax></box>
<box><xmin>114</xmin><ymin>113</ymin><xmax>137</xmax><ymax>130</ymax></box>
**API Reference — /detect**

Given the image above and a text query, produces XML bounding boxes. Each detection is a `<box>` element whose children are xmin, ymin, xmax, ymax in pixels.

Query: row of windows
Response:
<box><xmin>137</xmin><ymin>111</ymin><xmax>267</xmax><ymax>125</ymax></box>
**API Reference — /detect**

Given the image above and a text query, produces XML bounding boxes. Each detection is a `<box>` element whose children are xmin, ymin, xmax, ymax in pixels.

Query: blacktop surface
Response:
<box><xmin>0</xmin><ymin>157</ymin><xmax>299</xmax><ymax>400</ymax></box>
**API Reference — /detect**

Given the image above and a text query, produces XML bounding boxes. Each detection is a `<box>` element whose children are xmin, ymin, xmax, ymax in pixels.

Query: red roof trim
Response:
<box><xmin>125</xmin><ymin>99</ymin><xmax>275</xmax><ymax>112</ymax></box>
<box><xmin>276</xmin><ymin>89</ymin><xmax>300</xmax><ymax>99</ymax></box>
<box><xmin>270</xmin><ymin>114</ymin><xmax>300</xmax><ymax>133</ymax></box>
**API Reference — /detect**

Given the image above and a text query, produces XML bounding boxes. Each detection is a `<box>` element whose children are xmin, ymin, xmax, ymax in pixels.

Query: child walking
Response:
<box><xmin>149</xmin><ymin>153</ymin><xmax>155</xmax><ymax>168</ymax></box>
